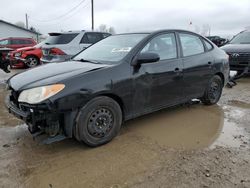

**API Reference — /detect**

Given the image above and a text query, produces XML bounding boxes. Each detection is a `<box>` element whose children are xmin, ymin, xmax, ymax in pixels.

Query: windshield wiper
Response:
<box><xmin>74</xmin><ymin>58</ymin><xmax>102</xmax><ymax>64</ymax></box>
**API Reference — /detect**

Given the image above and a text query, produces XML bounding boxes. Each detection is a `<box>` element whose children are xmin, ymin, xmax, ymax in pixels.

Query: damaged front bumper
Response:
<box><xmin>5</xmin><ymin>93</ymin><xmax>76</xmax><ymax>144</ymax></box>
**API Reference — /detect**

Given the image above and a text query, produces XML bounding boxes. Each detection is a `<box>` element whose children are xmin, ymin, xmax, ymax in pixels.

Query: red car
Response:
<box><xmin>0</xmin><ymin>37</ymin><xmax>36</xmax><ymax>50</ymax></box>
<box><xmin>10</xmin><ymin>41</ymin><xmax>44</xmax><ymax>68</ymax></box>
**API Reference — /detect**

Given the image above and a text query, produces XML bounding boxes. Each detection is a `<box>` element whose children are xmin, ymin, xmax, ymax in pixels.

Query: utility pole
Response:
<box><xmin>25</xmin><ymin>13</ymin><xmax>29</xmax><ymax>29</ymax></box>
<box><xmin>91</xmin><ymin>0</ymin><xmax>94</xmax><ymax>30</ymax></box>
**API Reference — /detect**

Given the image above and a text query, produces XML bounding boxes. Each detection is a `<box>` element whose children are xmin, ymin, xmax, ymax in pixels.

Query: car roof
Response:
<box><xmin>0</xmin><ymin>37</ymin><xmax>34</xmax><ymax>40</ymax></box>
<box><xmin>48</xmin><ymin>30</ymin><xmax>110</xmax><ymax>36</ymax></box>
<box><xmin>115</xmin><ymin>29</ymin><xmax>205</xmax><ymax>36</ymax></box>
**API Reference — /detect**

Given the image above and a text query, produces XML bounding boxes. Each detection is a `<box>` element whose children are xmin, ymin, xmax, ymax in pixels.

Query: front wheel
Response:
<box><xmin>75</xmin><ymin>96</ymin><xmax>122</xmax><ymax>147</ymax></box>
<box><xmin>25</xmin><ymin>56</ymin><xmax>39</xmax><ymax>68</ymax></box>
<box><xmin>201</xmin><ymin>75</ymin><xmax>223</xmax><ymax>105</ymax></box>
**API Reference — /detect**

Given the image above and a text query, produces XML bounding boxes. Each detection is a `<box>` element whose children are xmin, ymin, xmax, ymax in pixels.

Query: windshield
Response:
<box><xmin>230</xmin><ymin>31</ymin><xmax>250</xmax><ymax>44</ymax></box>
<box><xmin>73</xmin><ymin>34</ymin><xmax>148</xmax><ymax>63</ymax></box>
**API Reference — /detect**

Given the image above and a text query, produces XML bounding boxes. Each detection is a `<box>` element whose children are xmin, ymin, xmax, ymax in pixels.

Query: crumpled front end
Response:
<box><xmin>5</xmin><ymin>87</ymin><xmax>76</xmax><ymax>144</ymax></box>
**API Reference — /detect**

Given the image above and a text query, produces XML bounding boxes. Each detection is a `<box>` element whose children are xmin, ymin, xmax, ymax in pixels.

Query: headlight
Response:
<box><xmin>18</xmin><ymin>84</ymin><xmax>65</xmax><ymax>104</ymax></box>
<box><xmin>15</xmin><ymin>52</ymin><xmax>22</xmax><ymax>57</ymax></box>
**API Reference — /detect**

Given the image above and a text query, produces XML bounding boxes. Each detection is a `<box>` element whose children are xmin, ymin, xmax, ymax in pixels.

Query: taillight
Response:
<box><xmin>50</xmin><ymin>48</ymin><xmax>66</xmax><ymax>55</ymax></box>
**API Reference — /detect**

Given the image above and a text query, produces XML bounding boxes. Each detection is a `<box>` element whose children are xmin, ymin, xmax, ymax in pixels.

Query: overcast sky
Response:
<box><xmin>1</xmin><ymin>0</ymin><xmax>250</xmax><ymax>37</ymax></box>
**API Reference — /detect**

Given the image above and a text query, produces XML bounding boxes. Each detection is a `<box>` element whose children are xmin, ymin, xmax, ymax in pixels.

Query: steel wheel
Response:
<box><xmin>87</xmin><ymin>107</ymin><xmax>114</xmax><ymax>138</ymax></box>
<box><xmin>201</xmin><ymin>75</ymin><xmax>223</xmax><ymax>105</ymax></box>
<box><xmin>75</xmin><ymin>96</ymin><xmax>122</xmax><ymax>147</ymax></box>
<box><xmin>208</xmin><ymin>81</ymin><xmax>220</xmax><ymax>103</ymax></box>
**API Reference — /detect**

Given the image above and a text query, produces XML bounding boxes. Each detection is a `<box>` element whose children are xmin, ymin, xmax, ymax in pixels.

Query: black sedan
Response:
<box><xmin>5</xmin><ymin>30</ymin><xmax>229</xmax><ymax>146</ymax></box>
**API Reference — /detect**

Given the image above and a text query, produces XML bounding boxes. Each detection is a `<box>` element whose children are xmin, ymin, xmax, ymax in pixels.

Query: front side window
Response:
<box><xmin>0</xmin><ymin>39</ymin><xmax>9</xmax><ymax>45</ymax></box>
<box><xmin>141</xmin><ymin>33</ymin><xmax>177</xmax><ymax>60</ymax></box>
<box><xmin>74</xmin><ymin>34</ymin><xmax>148</xmax><ymax>63</ymax></box>
<box><xmin>180</xmin><ymin>33</ymin><xmax>205</xmax><ymax>57</ymax></box>
<box><xmin>11</xmin><ymin>39</ymin><xmax>22</xmax><ymax>45</ymax></box>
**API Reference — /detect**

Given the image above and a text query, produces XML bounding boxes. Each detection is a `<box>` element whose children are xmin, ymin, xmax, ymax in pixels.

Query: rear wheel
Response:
<box><xmin>25</xmin><ymin>56</ymin><xmax>39</xmax><ymax>68</ymax></box>
<box><xmin>201</xmin><ymin>75</ymin><xmax>223</xmax><ymax>105</ymax></box>
<box><xmin>75</xmin><ymin>96</ymin><xmax>122</xmax><ymax>147</ymax></box>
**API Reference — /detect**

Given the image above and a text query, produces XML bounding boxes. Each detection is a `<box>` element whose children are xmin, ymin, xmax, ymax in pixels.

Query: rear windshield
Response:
<box><xmin>46</xmin><ymin>33</ymin><xmax>78</xmax><ymax>45</ymax></box>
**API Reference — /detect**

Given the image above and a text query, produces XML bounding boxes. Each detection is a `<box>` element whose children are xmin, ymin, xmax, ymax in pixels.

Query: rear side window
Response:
<box><xmin>80</xmin><ymin>33</ymin><xmax>103</xmax><ymax>44</ymax></box>
<box><xmin>141</xmin><ymin>33</ymin><xmax>177</xmax><ymax>60</ymax></box>
<box><xmin>179</xmin><ymin>33</ymin><xmax>205</xmax><ymax>57</ymax></box>
<box><xmin>46</xmin><ymin>33</ymin><xmax>78</xmax><ymax>45</ymax></box>
<box><xmin>203</xmin><ymin>40</ymin><xmax>213</xmax><ymax>51</ymax></box>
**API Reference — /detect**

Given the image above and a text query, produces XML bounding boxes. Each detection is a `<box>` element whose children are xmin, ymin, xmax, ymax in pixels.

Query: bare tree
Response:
<box><xmin>201</xmin><ymin>24</ymin><xmax>211</xmax><ymax>36</ymax></box>
<box><xmin>108</xmin><ymin>27</ymin><xmax>116</xmax><ymax>34</ymax></box>
<box><xmin>245</xmin><ymin>26</ymin><xmax>250</xmax><ymax>30</ymax></box>
<box><xmin>98</xmin><ymin>24</ymin><xmax>116</xmax><ymax>34</ymax></box>
<box><xmin>98</xmin><ymin>24</ymin><xmax>107</xmax><ymax>32</ymax></box>
<box><xmin>194</xmin><ymin>25</ymin><xmax>201</xmax><ymax>34</ymax></box>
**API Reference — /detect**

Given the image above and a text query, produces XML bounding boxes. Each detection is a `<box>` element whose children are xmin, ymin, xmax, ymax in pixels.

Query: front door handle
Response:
<box><xmin>208</xmin><ymin>62</ymin><xmax>212</xmax><ymax>65</ymax></box>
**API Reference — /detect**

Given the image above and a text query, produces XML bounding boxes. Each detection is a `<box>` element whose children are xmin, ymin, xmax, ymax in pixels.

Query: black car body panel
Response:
<box><xmin>5</xmin><ymin>30</ymin><xmax>229</xmax><ymax>143</ymax></box>
<box><xmin>221</xmin><ymin>30</ymin><xmax>250</xmax><ymax>72</ymax></box>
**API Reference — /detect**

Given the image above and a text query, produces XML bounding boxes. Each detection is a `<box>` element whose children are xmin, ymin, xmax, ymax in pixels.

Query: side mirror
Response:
<box><xmin>132</xmin><ymin>52</ymin><xmax>160</xmax><ymax>66</ymax></box>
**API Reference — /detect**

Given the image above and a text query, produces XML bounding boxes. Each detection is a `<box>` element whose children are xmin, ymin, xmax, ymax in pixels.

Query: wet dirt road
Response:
<box><xmin>0</xmin><ymin>70</ymin><xmax>250</xmax><ymax>188</ymax></box>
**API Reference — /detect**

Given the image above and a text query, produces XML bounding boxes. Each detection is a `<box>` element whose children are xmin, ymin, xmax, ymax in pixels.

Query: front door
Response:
<box><xmin>132</xmin><ymin>32</ymin><xmax>183</xmax><ymax>116</ymax></box>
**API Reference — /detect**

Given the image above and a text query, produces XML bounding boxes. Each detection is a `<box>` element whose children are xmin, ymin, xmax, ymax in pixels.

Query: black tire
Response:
<box><xmin>75</xmin><ymin>96</ymin><xmax>122</xmax><ymax>147</ymax></box>
<box><xmin>201</xmin><ymin>75</ymin><xmax>223</xmax><ymax>105</ymax></box>
<box><xmin>25</xmin><ymin>56</ymin><xmax>39</xmax><ymax>68</ymax></box>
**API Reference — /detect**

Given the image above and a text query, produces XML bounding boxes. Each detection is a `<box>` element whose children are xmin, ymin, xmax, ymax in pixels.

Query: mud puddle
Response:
<box><xmin>124</xmin><ymin>104</ymin><xmax>249</xmax><ymax>150</ymax></box>
<box><xmin>0</xmin><ymin>103</ymin><xmax>250</xmax><ymax>187</ymax></box>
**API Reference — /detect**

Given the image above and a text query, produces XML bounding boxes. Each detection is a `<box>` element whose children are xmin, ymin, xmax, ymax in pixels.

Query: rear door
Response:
<box><xmin>178</xmin><ymin>32</ymin><xmax>214</xmax><ymax>99</ymax></box>
<box><xmin>133</xmin><ymin>32</ymin><xmax>184</xmax><ymax>114</ymax></box>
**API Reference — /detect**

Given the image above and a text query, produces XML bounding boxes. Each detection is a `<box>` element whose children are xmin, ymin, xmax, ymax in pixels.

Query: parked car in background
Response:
<box><xmin>6</xmin><ymin>30</ymin><xmax>229</xmax><ymax>146</ymax></box>
<box><xmin>10</xmin><ymin>41</ymin><xmax>44</xmax><ymax>68</ymax></box>
<box><xmin>221</xmin><ymin>30</ymin><xmax>250</xmax><ymax>74</ymax></box>
<box><xmin>206</xmin><ymin>36</ymin><xmax>228</xmax><ymax>47</ymax></box>
<box><xmin>0</xmin><ymin>47</ymin><xmax>12</xmax><ymax>73</ymax></box>
<box><xmin>41</xmin><ymin>31</ymin><xmax>111</xmax><ymax>64</ymax></box>
<box><xmin>0</xmin><ymin>37</ymin><xmax>36</xmax><ymax>50</ymax></box>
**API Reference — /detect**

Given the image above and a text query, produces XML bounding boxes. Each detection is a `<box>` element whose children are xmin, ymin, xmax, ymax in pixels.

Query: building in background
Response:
<box><xmin>0</xmin><ymin>20</ymin><xmax>41</xmax><ymax>42</ymax></box>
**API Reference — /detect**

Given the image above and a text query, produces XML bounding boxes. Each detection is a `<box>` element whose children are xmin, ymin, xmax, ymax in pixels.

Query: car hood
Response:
<box><xmin>8</xmin><ymin>61</ymin><xmax>111</xmax><ymax>91</ymax></box>
<box><xmin>221</xmin><ymin>44</ymin><xmax>250</xmax><ymax>53</ymax></box>
<box><xmin>15</xmin><ymin>46</ymin><xmax>36</xmax><ymax>52</ymax></box>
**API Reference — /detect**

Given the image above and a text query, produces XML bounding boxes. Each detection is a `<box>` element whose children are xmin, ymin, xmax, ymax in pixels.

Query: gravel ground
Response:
<box><xmin>0</xmin><ymin>69</ymin><xmax>249</xmax><ymax>188</ymax></box>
